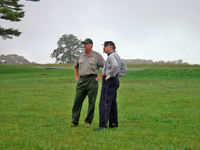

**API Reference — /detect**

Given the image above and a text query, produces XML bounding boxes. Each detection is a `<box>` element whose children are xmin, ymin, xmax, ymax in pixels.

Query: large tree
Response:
<box><xmin>0</xmin><ymin>0</ymin><xmax>39</xmax><ymax>39</ymax></box>
<box><xmin>51</xmin><ymin>34</ymin><xmax>83</xmax><ymax>64</ymax></box>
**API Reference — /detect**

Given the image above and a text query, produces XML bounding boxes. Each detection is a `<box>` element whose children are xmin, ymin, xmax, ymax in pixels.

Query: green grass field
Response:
<box><xmin>0</xmin><ymin>65</ymin><xmax>200</xmax><ymax>149</ymax></box>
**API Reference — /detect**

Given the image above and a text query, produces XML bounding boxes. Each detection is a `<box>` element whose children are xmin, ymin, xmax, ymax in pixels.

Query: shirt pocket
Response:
<box><xmin>79</xmin><ymin>59</ymin><xmax>84</xmax><ymax>68</ymax></box>
<box><xmin>90</xmin><ymin>60</ymin><xmax>97</xmax><ymax>70</ymax></box>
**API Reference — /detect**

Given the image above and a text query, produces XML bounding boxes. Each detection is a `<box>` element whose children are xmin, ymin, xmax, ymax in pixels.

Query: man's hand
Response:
<box><xmin>95</xmin><ymin>76</ymin><xmax>101</xmax><ymax>81</ymax></box>
<box><xmin>75</xmin><ymin>76</ymin><xmax>79</xmax><ymax>82</ymax></box>
<box><xmin>74</xmin><ymin>68</ymin><xmax>79</xmax><ymax>82</ymax></box>
<box><xmin>105</xmin><ymin>76</ymin><xmax>110</xmax><ymax>81</ymax></box>
<box><xmin>95</xmin><ymin>72</ymin><xmax>103</xmax><ymax>81</ymax></box>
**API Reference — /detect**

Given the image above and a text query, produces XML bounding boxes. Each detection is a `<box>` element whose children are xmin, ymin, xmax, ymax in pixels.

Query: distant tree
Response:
<box><xmin>0</xmin><ymin>0</ymin><xmax>40</xmax><ymax>39</ymax></box>
<box><xmin>0</xmin><ymin>54</ymin><xmax>31</xmax><ymax>65</ymax></box>
<box><xmin>177</xmin><ymin>59</ymin><xmax>183</xmax><ymax>64</ymax></box>
<box><xmin>155</xmin><ymin>60</ymin><xmax>165</xmax><ymax>64</ymax></box>
<box><xmin>51</xmin><ymin>34</ymin><xmax>83</xmax><ymax>64</ymax></box>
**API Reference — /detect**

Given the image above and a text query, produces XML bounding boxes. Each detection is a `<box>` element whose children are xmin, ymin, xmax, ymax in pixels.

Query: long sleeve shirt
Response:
<box><xmin>102</xmin><ymin>51</ymin><xmax>127</xmax><ymax>78</ymax></box>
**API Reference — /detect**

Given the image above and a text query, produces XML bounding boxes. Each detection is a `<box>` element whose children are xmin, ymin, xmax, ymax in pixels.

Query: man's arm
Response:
<box><xmin>96</xmin><ymin>72</ymin><xmax>102</xmax><ymax>81</ymax></box>
<box><xmin>119</xmin><ymin>59</ymin><xmax>127</xmax><ymax>77</ymax></box>
<box><xmin>95</xmin><ymin>53</ymin><xmax>105</xmax><ymax>81</ymax></box>
<box><xmin>106</xmin><ymin>55</ymin><xmax>118</xmax><ymax>80</ymax></box>
<box><xmin>74</xmin><ymin>68</ymin><xmax>79</xmax><ymax>82</ymax></box>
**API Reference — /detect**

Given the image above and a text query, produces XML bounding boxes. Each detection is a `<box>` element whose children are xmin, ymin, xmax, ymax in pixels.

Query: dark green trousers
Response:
<box><xmin>71</xmin><ymin>75</ymin><xmax>98</xmax><ymax>125</ymax></box>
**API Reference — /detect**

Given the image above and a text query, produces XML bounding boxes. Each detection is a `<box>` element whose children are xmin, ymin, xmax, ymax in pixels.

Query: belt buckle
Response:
<box><xmin>81</xmin><ymin>75</ymin><xmax>86</xmax><ymax>79</ymax></box>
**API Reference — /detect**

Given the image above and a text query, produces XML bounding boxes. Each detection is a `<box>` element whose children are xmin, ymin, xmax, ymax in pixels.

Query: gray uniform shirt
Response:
<box><xmin>102</xmin><ymin>51</ymin><xmax>127</xmax><ymax>77</ymax></box>
<box><xmin>74</xmin><ymin>50</ymin><xmax>105</xmax><ymax>76</ymax></box>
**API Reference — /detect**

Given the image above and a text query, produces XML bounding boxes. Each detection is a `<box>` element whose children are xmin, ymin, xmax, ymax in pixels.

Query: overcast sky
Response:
<box><xmin>1</xmin><ymin>0</ymin><xmax>200</xmax><ymax>64</ymax></box>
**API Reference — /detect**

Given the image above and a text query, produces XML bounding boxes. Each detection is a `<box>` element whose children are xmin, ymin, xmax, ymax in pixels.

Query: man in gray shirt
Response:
<box><xmin>94</xmin><ymin>41</ymin><xmax>127</xmax><ymax>131</ymax></box>
<box><xmin>69</xmin><ymin>38</ymin><xmax>105</xmax><ymax>128</ymax></box>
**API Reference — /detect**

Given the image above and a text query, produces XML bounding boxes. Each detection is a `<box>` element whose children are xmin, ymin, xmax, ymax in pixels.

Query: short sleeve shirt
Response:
<box><xmin>74</xmin><ymin>50</ymin><xmax>105</xmax><ymax>76</ymax></box>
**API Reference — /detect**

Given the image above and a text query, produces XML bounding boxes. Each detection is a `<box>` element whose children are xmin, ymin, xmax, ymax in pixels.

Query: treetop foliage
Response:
<box><xmin>0</xmin><ymin>54</ymin><xmax>31</xmax><ymax>65</ymax></box>
<box><xmin>51</xmin><ymin>34</ymin><xmax>83</xmax><ymax>64</ymax></box>
<box><xmin>0</xmin><ymin>0</ymin><xmax>40</xmax><ymax>39</ymax></box>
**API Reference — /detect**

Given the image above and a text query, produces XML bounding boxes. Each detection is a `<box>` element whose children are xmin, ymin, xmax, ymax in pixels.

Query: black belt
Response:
<box><xmin>80</xmin><ymin>74</ymin><xmax>97</xmax><ymax>79</ymax></box>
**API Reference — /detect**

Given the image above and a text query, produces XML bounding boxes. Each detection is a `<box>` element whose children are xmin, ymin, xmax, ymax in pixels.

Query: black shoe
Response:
<box><xmin>93</xmin><ymin>127</ymin><xmax>106</xmax><ymax>131</ymax></box>
<box><xmin>109</xmin><ymin>123</ymin><xmax>118</xmax><ymax>128</ymax></box>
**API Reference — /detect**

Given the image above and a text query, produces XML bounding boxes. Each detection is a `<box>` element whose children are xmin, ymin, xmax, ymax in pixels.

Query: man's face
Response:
<box><xmin>103</xmin><ymin>45</ymin><xmax>112</xmax><ymax>53</ymax></box>
<box><xmin>83</xmin><ymin>43</ymin><xmax>92</xmax><ymax>51</ymax></box>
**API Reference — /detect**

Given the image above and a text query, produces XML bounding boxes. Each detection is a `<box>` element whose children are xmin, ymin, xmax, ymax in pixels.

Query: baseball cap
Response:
<box><xmin>103</xmin><ymin>41</ymin><xmax>115</xmax><ymax>47</ymax></box>
<box><xmin>81</xmin><ymin>38</ymin><xmax>93</xmax><ymax>44</ymax></box>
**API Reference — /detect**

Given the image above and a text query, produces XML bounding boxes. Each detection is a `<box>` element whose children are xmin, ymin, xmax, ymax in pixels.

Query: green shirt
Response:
<box><xmin>74</xmin><ymin>50</ymin><xmax>105</xmax><ymax>76</ymax></box>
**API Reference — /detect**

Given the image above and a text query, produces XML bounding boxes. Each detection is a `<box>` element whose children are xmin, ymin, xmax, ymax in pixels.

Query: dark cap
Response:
<box><xmin>103</xmin><ymin>41</ymin><xmax>115</xmax><ymax>47</ymax></box>
<box><xmin>81</xmin><ymin>38</ymin><xmax>93</xmax><ymax>44</ymax></box>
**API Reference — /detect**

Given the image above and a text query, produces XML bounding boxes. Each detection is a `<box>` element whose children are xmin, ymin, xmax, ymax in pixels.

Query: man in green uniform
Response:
<box><xmin>69</xmin><ymin>38</ymin><xmax>105</xmax><ymax>128</ymax></box>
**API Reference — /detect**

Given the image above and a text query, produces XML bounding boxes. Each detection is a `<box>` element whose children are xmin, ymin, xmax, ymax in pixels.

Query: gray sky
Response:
<box><xmin>1</xmin><ymin>0</ymin><xmax>200</xmax><ymax>64</ymax></box>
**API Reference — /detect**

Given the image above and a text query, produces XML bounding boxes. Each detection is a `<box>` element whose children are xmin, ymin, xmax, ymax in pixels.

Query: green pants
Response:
<box><xmin>71</xmin><ymin>75</ymin><xmax>98</xmax><ymax>125</ymax></box>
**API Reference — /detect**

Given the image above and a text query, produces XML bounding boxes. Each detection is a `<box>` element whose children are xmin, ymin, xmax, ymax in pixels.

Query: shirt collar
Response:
<box><xmin>107</xmin><ymin>51</ymin><xmax>115</xmax><ymax>56</ymax></box>
<box><xmin>83</xmin><ymin>50</ymin><xmax>93</xmax><ymax>57</ymax></box>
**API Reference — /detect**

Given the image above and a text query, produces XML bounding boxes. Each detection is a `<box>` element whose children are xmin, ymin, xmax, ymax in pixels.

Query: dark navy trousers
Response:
<box><xmin>99</xmin><ymin>76</ymin><xmax>119</xmax><ymax>128</ymax></box>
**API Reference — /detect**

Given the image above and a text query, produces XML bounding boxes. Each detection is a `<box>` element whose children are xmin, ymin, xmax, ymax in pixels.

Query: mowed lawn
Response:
<box><xmin>0</xmin><ymin>65</ymin><xmax>199</xmax><ymax>149</ymax></box>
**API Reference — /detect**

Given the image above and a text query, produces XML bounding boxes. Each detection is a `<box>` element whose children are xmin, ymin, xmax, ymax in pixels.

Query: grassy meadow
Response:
<box><xmin>0</xmin><ymin>64</ymin><xmax>200</xmax><ymax>149</ymax></box>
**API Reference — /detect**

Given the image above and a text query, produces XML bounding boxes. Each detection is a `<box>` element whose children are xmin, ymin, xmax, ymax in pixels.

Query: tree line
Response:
<box><xmin>123</xmin><ymin>59</ymin><xmax>189</xmax><ymax>65</ymax></box>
